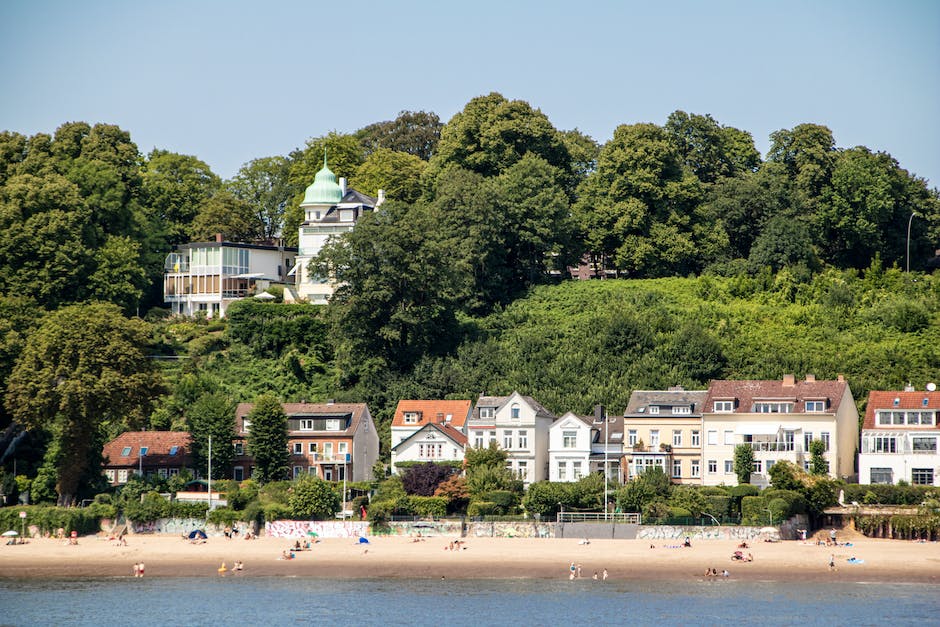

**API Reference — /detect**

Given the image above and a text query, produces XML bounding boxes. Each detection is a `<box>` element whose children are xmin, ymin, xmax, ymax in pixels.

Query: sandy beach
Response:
<box><xmin>1</xmin><ymin>532</ymin><xmax>938</xmax><ymax>583</ymax></box>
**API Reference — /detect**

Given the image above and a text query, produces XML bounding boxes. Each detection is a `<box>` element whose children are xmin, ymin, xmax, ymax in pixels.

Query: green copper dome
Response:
<box><xmin>301</xmin><ymin>153</ymin><xmax>343</xmax><ymax>205</ymax></box>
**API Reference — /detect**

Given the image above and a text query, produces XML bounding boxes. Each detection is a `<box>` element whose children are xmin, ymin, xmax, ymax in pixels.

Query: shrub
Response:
<box><xmin>482</xmin><ymin>490</ymin><xmax>519</xmax><ymax>514</ymax></box>
<box><xmin>262</xmin><ymin>503</ymin><xmax>291</xmax><ymax>522</ymax></box>
<box><xmin>408</xmin><ymin>496</ymin><xmax>448</xmax><ymax>518</ymax></box>
<box><xmin>467</xmin><ymin>501</ymin><xmax>498</xmax><ymax>517</ymax></box>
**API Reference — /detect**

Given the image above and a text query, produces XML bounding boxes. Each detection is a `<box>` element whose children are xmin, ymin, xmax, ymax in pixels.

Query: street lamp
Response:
<box><xmin>765</xmin><ymin>507</ymin><xmax>774</xmax><ymax>526</ymax></box>
<box><xmin>907</xmin><ymin>212</ymin><xmax>920</xmax><ymax>273</ymax></box>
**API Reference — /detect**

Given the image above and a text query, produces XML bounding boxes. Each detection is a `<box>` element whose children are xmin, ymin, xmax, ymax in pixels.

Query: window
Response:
<box><xmin>516</xmin><ymin>461</ymin><xmax>528</xmax><ymax>481</ymax></box>
<box><xmin>723</xmin><ymin>430</ymin><xmax>734</xmax><ymax>445</ymax></box>
<box><xmin>805</xmin><ymin>400</ymin><xmax>825</xmax><ymax>412</ymax></box>
<box><xmin>672</xmin><ymin>459</ymin><xmax>682</xmax><ymax>478</ymax></box>
<box><xmin>518</xmin><ymin>431</ymin><xmax>527</xmax><ymax>449</ymax></box>
<box><xmin>121</xmin><ymin>446</ymin><xmax>132</xmax><ymax>457</ymax></box>
<box><xmin>291</xmin><ymin>442</ymin><xmax>301</xmax><ymax>455</ymax></box>
<box><xmin>562</xmin><ymin>430</ymin><xmax>578</xmax><ymax>448</ymax></box>
<box><xmin>754</xmin><ymin>402</ymin><xmax>793</xmax><ymax>413</ymax></box>
<box><xmin>691</xmin><ymin>430</ymin><xmax>700</xmax><ymax>447</ymax></box>
<box><xmin>117</xmin><ymin>469</ymin><xmax>128</xmax><ymax>483</ymax></box>
<box><xmin>877</xmin><ymin>411</ymin><xmax>937</xmax><ymax>426</ymax></box>
<box><xmin>673</xmin><ymin>430</ymin><xmax>682</xmax><ymax>447</ymax></box>
<box><xmin>293</xmin><ymin>466</ymin><xmax>303</xmax><ymax>479</ymax></box>
<box><xmin>912</xmin><ymin>468</ymin><xmax>934</xmax><ymax>485</ymax></box>
<box><xmin>820</xmin><ymin>432</ymin><xmax>830</xmax><ymax>452</ymax></box>
<box><xmin>912</xmin><ymin>436</ymin><xmax>937</xmax><ymax>453</ymax></box>
<box><xmin>503</xmin><ymin>430</ymin><xmax>513</xmax><ymax>449</ymax></box>
<box><xmin>724</xmin><ymin>460</ymin><xmax>733</xmax><ymax>474</ymax></box>
<box><xmin>326</xmin><ymin>419</ymin><xmax>340</xmax><ymax>431</ymax></box>
<box><xmin>804</xmin><ymin>432</ymin><xmax>813</xmax><ymax>451</ymax></box>
<box><xmin>766</xmin><ymin>460</ymin><xmax>776</xmax><ymax>473</ymax></box>
<box><xmin>628</xmin><ymin>430</ymin><xmax>638</xmax><ymax>446</ymax></box>
<box><xmin>489</xmin><ymin>430</ymin><xmax>497</xmax><ymax>446</ymax></box>
<box><xmin>474</xmin><ymin>432</ymin><xmax>484</xmax><ymax>448</ymax></box>
<box><xmin>691</xmin><ymin>459</ymin><xmax>700</xmax><ymax>478</ymax></box>
<box><xmin>139</xmin><ymin>446</ymin><xmax>148</xmax><ymax>457</ymax></box>
<box><xmin>169</xmin><ymin>446</ymin><xmax>179</xmax><ymax>456</ymax></box>
<box><xmin>511</xmin><ymin>404</ymin><xmax>520</xmax><ymax>419</ymax></box>
<box><xmin>648</xmin><ymin>405</ymin><xmax>660</xmax><ymax>415</ymax></box>
<box><xmin>105</xmin><ymin>469</ymin><xmax>115</xmax><ymax>482</ymax></box>
<box><xmin>649</xmin><ymin>430</ymin><xmax>660</xmax><ymax>447</ymax></box>
<box><xmin>753</xmin><ymin>460</ymin><xmax>762</xmax><ymax>473</ymax></box>
<box><xmin>234</xmin><ymin>442</ymin><xmax>244</xmax><ymax>455</ymax></box>
<box><xmin>869</xmin><ymin>468</ymin><xmax>893</xmax><ymax>484</ymax></box>
<box><xmin>338</xmin><ymin>442</ymin><xmax>348</xmax><ymax>455</ymax></box>
<box><xmin>558</xmin><ymin>462</ymin><xmax>567</xmax><ymax>481</ymax></box>
<box><xmin>573</xmin><ymin>461</ymin><xmax>583</xmax><ymax>479</ymax></box>
<box><xmin>300</xmin><ymin>419</ymin><xmax>314</xmax><ymax>430</ymax></box>
<box><xmin>233</xmin><ymin>466</ymin><xmax>244</xmax><ymax>481</ymax></box>
<box><xmin>403</xmin><ymin>412</ymin><xmax>419</xmax><ymax>424</ymax></box>
<box><xmin>673</xmin><ymin>406</ymin><xmax>691</xmax><ymax>415</ymax></box>
<box><xmin>309</xmin><ymin>443</ymin><xmax>318</xmax><ymax>454</ymax></box>
<box><xmin>707</xmin><ymin>430</ymin><xmax>718</xmax><ymax>446</ymax></box>
<box><xmin>714</xmin><ymin>401</ymin><xmax>734</xmax><ymax>412</ymax></box>
<box><xmin>323</xmin><ymin>442</ymin><xmax>333</xmax><ymax>460</ymax></box>
<box><xmin>243</xmin><ymin>419</ymin><xmax>251</xmax><ymax>433</ymax></box>
<box><xmin>480</xmin><ymin>407</ymin><xmax>494</xmax><ymax>419</ymax></box>
<box><xmin>707</xmin><ymin>460</ymin><xmax>717</xmax><ymax>474</ymax></box>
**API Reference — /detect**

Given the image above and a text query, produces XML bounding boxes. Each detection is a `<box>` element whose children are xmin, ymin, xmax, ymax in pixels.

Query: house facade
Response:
<box><xmin>102</xmin><ymin>431</ymin><xmax>192</xmax><ymax>485</ymax></box>
<box><xmin>288</xmin><ymin>156</ymin><xmax>383</xmax><ymax>304</ymax></box>
<box><xmin>233</xmin><ymin>402</ymin><xmax>379</xmax><ymax>482</ymax></box>
<box><xmin>858</xmin><ymin>388</ymin><xmax>940</xmax><ymax>486</ymax></box>
<box><xmin>163</xmin><ymin>236</ymin><xmax>296</xmax><ymax>317</ymax></box>
<box><xmin>389</xmin><ymin>399</ymin><xmax>472</xmax><ymax>474</ymax></box>
<box><xmin>622</xmin><ymin>387</ymin><xmax>708</xmax><ymax>484</ymax></box>
<box><xmin>467</xmin><ymin>392</ymin><xmax>556</xmax><ymax>485</ymax></box>
<box><xmin>548</xmin><ymin>405</ymin><xmax>624</xmax><ymax>483</ymax></box>
<box><xmin>701</xmin><ymin>375</ymin><xmax>859</xmax><ymax>487</ymax></box>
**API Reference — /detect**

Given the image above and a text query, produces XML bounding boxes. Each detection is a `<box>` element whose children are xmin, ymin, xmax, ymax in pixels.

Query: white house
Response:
<box><xmin>163</xmin><ymin>236</ymin><xmax>296</xmax><ymax>317</ymax></box>
<box><xmin>288</xmin><ymin>155</ymin><xmax>383</xmax><ymax>304</ymax></box>
<box><xmin>859</xmin><ymin>387</ymin><xmax>940</xmax><ymax>486</ymax></box>
<box><xmin>701</xmin><ymin>375</ymin><xmax>859</xmax><ymax>487</ymax></box>
<box><xmin>389</xmin><ymin>399</ymin><xmax>472</xmax><ymax>474</ymax></box>
<box><xmin>467</xmin><ymin>392</ymin><xmax>556</xmax><ymax>485</ymax></box>
<box><xmin>548</xmin><ymin>405</ymin><xmax>624</xmax><ymax>483</ymax></box>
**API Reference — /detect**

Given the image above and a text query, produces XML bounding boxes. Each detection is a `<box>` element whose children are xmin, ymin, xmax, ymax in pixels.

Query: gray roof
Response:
<box><xmin>473</xmin><ymin>393</ymin><xmax>556</xmax><ymax>420</ymax></box>
<box><xmin>623</xmin><ymin>388</ymin><xmax>709</xmax><ymax>417</ymax></box>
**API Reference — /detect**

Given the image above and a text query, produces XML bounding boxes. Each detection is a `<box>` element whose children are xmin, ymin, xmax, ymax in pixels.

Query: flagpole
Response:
<box><xmin>208</xmin><ymin>435</ymin><xmax>212</xmax><ymax>512</ymax></box>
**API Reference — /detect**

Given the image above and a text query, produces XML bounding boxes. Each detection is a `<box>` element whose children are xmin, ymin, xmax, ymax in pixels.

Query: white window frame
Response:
<box><xmin>628</xmin><ymin>430</ymin><xmax>638</xmax><ymax>446</ymax></box>
<box><xmin>648</xmin><ymin>406</ymin><xmax>660</xmax><ymax>415</ymax></box>
<box><xmin>723</xmin><ymin>430</ymin><xmax>734</xmax><ymax>445</ymax></box>
<box><xmin>649</xmin><ymin>430</ymin><xmax>660</xmax><ymax>447</ymax></box>
<box><xmin>691</xmin><ymin>430</ymin><xmax>700</xmax><ymax>447</ymax></box>
<box><xmin>714</xmin><ymin>400</ymin><xmax>734</xmax><ymax>412</ymax></box>
<box><xmin>691</xmin><ymin>459</ymin><xmax>700</xmax><ymax>478</ymax></box>
<box><xmin>672</xmin><ymin>459</ymin><xmax>682</xmax><ymax>478</ymax></box>
<box><xmin>562</xmin><ymin>430</ymin><xmax>578</xmax><ymax>448</ymax></box>
<box><xmin>672</xmin><ymin>406</ymin><xmax>691</xmax><ymax>415</ymax></box>
<box><xmin>673</xmin><ymin>430</ymin><xmax>682</xmax><ymax>447</ymax></box>
<box><xmin>805</xmin><ymin>401</ymin><xmax>825</xmax><ymax>412</ymax></box>
<box><xmin>724</xmin><ymin>460</ymin><xmax>733</xmax><ymax>474</ymax></box>
<box><xmin>707</xmin><ymin>430</ymin><xmax>718</xmax><ymax>446</ymax></box>
<box><xmin>707</xmin><ymin>460</ymin><xmax>717</xmax><ymax>474</ymax></box>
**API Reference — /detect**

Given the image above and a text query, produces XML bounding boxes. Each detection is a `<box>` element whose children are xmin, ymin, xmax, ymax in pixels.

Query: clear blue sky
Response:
<box><xmin>2</xmin><ymin>0</ymin><xmax>938</xmax><ymax>187</ymax></box>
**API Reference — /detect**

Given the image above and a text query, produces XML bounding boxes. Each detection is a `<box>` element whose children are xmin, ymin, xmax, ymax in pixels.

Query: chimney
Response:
<box><xmin>904</xmin><ymin>382</ymin><xmax>915</xmax><ymax>392</ymax></box>
<box><xmin>594</xmin><ymin>404</ymin><xmax>605</xmax><ymax>423</ymax></box>
<box><xmin>215</xmin><ymin>233</ymin><xmax>223</xmax><ymax>243</ymax></box>
<box><xmin>326</xmin><ymin>399</ymin><xmax>335</xmax><ymax>405</ymax></box>
<box><xmin>783</xmin><ymin>374</ymin><xmax>796</xmax><ymax>386</ymax></box>
<box><xmin>377</xmin><ymin>189</ymin><xmax>386</xmax><ymax>206</ymax></box>
<box><xmin>805</xmin><ymin>374</ymin><xmax>816</xmax><ymax>383</ymax></box>
<box><xmin>837</xmin><ymin>374</ymin><xmax>845</xmax><ymax>383</ymax></box>
<box><xmin>339</xmin><ymin>177</ymin><xmax>347</xmax><ymax>196</ymax></box>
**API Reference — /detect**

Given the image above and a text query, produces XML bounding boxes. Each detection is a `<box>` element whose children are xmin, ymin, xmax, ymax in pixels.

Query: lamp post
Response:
<box><xmin>907</xmin><ymin>212</ymin><xmax>920</xmax><ymax>273</ymax></box>
<box><xmin>765</xmin><ymin>507</ymin><xmax>774</xmax><ymax>526</ymax></box>
<box><xmin>207</xmin><ymin>435</ymin><xmax>212</xmax><ymax>512</ymax></box>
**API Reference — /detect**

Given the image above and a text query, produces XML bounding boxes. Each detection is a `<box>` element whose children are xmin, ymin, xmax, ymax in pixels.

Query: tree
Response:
<box><xmin>401</xmin><ymin>462</ymin><xmax>453</xmax><ymax>496</ymax></box>
<box><xmin>187</xmin><ymin>392</ymin><xmax>237</xmax><ymax>479</ymax></box>
<box><xmin>356</xmin><ymin>110</ymin><xmax>443</xmax><ymax>161</ymax></box>
<box><xmin>189</xmin><ymin>190</ymin><xmax>262</xmax><ymax>242</ymax></box>
<box><xmin>733</xmin><ymin>444</ymin><xmax>755</xmax><ymax>484</ymax></box>
<box><xmin>5</xmin><ymin>303</ymin><xmax>162</xmax><ymax>505</ymax></box>
<box><xmin>141</xmin><ymin>149</ymin><xmax>221</xmax><ymax>244</ymax></box>
<box><xmin>464</xmin><ymin>442</ymin><xmax>516</xmax><ymax>497</ymax></box>
<box><xmin>228</xmin><ymin>156</ymin><xmax>296</xmax><ymax>241</ymax></box>
<box><xmin>747</xmin><ymin>215</ymin><xmax>819</xmax><ymax>272</ymax></box>
<box><xmin>767</xmin><ymin>460</ymin><xmax>804</xmax><ymax>491</ymax></box>
<box><xmin>809</xmin><ymin>439</ymin><xmax>828</xmax><ymax>476</ymax></box>
<box><xmin>288</xmin><ymin>474</ymin><xmax>340</xmax><ymax>519</ymax></box>
<box><xmin>245</xmin><ymin>394</ymin><xmax>289</xmax><ymax>484</ymax></box>
<box><xmin>352</xmin><ymin>148</ymin><xmax>426</xmax><ymax>204</ymax></box>
<box><xmin>664</xmin><ymin>111</ymin><xmax>760</xmax><ymax>184</ymax></box>
<box><xmin>766</xmin><ymin>123</ymin><xmax>836</xmax><ymax>203</ymax></box>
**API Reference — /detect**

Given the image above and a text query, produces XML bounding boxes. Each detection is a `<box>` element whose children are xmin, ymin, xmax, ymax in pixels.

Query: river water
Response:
<box><xmin>0</xmin><ymin>577</ymin><xmax>934</xmax><ymax>626</ymax></box>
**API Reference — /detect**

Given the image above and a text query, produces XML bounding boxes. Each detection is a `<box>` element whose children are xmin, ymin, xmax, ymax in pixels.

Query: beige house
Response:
<box><xmin>622</xmin><ymin>387</ymin><xmax>708</xmax><ymax>484</ymax></box>
<box><xmin>701</xmin><ymin>375</ymin><xmax>859</xmax><ymax>487</ymax></box>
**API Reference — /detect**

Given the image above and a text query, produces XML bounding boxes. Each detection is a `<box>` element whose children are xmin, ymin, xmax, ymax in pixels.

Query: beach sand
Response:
<box><xmin>1</xmin><ymin>533</ymin><xmax>938</xmax><ymax>582</ymax></box>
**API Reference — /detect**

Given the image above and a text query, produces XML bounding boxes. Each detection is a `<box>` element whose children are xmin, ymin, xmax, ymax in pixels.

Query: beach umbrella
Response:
<box><xmin>306</xmin><ymin>531</ymin><xmax>318</xmax><ymax>537</ymax></box>
<box><xmin>2</xmin><ymin>530</ymin><xmax>17</xmax><ymax>537</ymax></box>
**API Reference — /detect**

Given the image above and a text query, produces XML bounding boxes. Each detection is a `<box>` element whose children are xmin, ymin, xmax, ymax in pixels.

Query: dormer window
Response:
<box><xmin>805</xmin><ymin>401</ymin><xmax>825</xmax><ymax>412</ymax></box>
<box><xmin>511</xmin><ymin>404</ymin><xmax>520</xmax><ymax>419</ymax></box>
<box><xmin>243</xmin><ymin>419</ymin><xmax>251</xmax><ymax>433</ymax></box>
<box><xmin>480</xmin><ymin>407</ymin><xmax>494</xmax><ymax>420</ymax></box>
<box><xmin>714</xmin><ymin>400</ymin><xmax>734</xmax><ymax>413</ymax></box>
<box><xmin>326</xmin><ymin>419</ymin><xmax>340</xmax><ymax>431</ymax></box>
<box><xmin>648</xmin><ymin>406</ymin><xmax>660</xmax><ymax>415</ymax></box>
<box><xmin>299</xmin><ymin>419</ymin><xmax>314</xmax><ymax>430</ymax></box>
<box><xmin>754</xmin><ymin>402</ymin><xmax>793</xmax><ymax>413</ymax></box>
<box><xmin>403</xmin><ymin>412</ymin><xmax>419</xmax><ymax>424</ymax></box>
<box><xmin>672</xmin><ymin>406</ymin><xmax>691</xmax><ymax>415</ymax></box>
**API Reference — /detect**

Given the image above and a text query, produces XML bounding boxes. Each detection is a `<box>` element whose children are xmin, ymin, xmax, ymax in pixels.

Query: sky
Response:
<box><xmin>2</xmin><ymin>0</ymin><xmax>938</xmax><ymax>188</ymax></box>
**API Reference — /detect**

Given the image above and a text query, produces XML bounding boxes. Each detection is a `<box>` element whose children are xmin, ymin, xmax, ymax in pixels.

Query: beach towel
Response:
<box><xmin>846</xmin><ymin>557</ymin><xmax>864</xmax><ymax>564</ymax></box>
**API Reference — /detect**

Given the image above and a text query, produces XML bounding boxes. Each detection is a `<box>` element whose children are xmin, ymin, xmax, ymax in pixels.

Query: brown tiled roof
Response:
<box><xmin>862</xmin><ymin>391</ymin><xmax>940</xmax><ymax>430</ymax></box>
<box><xmin>234</xmin><ymin>402</ymin><xmax>369</xmax><ymax>436</ymax></box>
<box><xmin>102</xmin><ymin>431</ymin><xmax>192</xmax><ymax>468</ymax></box>
<box><xmin>704</xmin><ymin>377</ymin><xmax>848</xmax><ymax>414</ymax></box>
<box><xmin>392</xmin><ymin>400</ymin><xmax>472</xmax><ymax>428</ymax></box>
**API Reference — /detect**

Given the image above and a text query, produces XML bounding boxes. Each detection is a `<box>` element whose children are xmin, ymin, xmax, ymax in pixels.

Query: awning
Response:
<box><xmin>734</xmin><ymin>424</ymin><xmax>780</xmax><ymax>435</ymax></box>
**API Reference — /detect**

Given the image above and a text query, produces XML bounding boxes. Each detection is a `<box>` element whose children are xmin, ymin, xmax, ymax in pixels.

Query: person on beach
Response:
<box><xmin>132</xmin><ymin>562</ymin><xmax>139</xmax><ymax>577</ymax></box>
<box><xmin>592</xmin><ymin>571</ymin><xmax>598</xmax><ymax>580</ymax></box>
<box><xmin>569</xmin><ymin>562</ymin><xmax>576</xmax><ymax>580</ymax></box>
<box><xmin>829</xmin><ymin>529</ymin><xmax>837</xmax><ymax>545</ymax></box>
<box><xmin>602</xmin><ymin>568</ymin><xmax>608</xmax><ymax>581</ymax></box>
<box><xmin>138</xmin><ymin>561</ymin><xmax>145</xmax><ymax>577</ymax></box>
<box><xmin>218</xmin><ymin>562</ymin><xmax>227</xmax><ymax>576</ymax></box>
<box><xmin>829</xmin><ymin>554</ymin><xmax>835</xmax><ymax>571</ymax></box>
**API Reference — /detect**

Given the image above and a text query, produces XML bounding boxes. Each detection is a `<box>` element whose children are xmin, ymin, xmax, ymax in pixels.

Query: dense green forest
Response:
<box><xmin>1</xmin><ymin>93</ymin><xmax>939</xmax><ymax>506</ymax></box>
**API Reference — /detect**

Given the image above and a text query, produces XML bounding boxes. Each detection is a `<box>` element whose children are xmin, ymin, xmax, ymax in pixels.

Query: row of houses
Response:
<box><xmin>103</xmin><ymin>376</ymin><xmax>940</xmax><ymax>489</ymax></box>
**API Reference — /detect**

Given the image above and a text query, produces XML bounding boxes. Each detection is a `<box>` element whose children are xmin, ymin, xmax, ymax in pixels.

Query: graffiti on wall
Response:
<box><xmin>638</xmin><ymin>525</ymin><xmax>771</xmax><ymax>541</ymax></box>
<box><xmin>385</xmin><ymin>521</ymin><xmax>463</xmax><ymax>537</ymax></box>
<box><xmin>265</xmin><ymin>520</ymin><xmax>369</xmax><ymax>539</ymax></box>
<box><xmin>466</xmin><ymin>522</ymin><xmax>554</xmax><ymax>538</ymax></box>
<box><xmin>132</xmin><ymin>518</ymin><xmax>213</xmax><ymax>535</ymax></box>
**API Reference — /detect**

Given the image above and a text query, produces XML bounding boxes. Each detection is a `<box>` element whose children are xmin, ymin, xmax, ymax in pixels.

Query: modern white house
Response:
<box><xmin>389</xmin><ymin>400</ymin><xmax>472</xmax><ymax>474</ymax></box>
<box><xmin>163</xmin><ymin>235</ymin><xmax>296</xmax><ymax>317</ymax></box>
<box><xmin>859</xmin><ymin>387</ymin><xmax>940</xmax><ymax>486</ymax></box>
<box><xmin>467</xmin><ymin>392</ymin><xmax>556</xmax><ymax>485</ymax></box>
<box><xmin>701</xmin><ymin>375</ymin><xmax>859</xmax><ymax>487</ymax></box>
<box><xmin>288</xmin><ymin>156</ymin><xmax>383</xmax><ymax>304</ymax></box>
<box><xmin>622</xmin><ymin>387</ymin><xmax>708</xmax><ymax>484</ymax></box>
<box><xmin>548</xmin><ymin>405</ymin><xmax>624</xmax><ymax>484</ymax></box>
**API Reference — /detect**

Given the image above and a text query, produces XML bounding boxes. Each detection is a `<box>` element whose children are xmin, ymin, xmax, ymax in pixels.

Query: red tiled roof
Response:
<box><xmin>862</xmin><ymin>391</ymin><xmax>940</xmax><ymax>430</ymax></box>
<box><xmin>392</xmin><ymin>400</ymin><xmax>472</xmax><ymax>428</ymax></box>
<box><xmin>704</xmin><ymin>377</ymin><xmax>849</xmax><ymax>413</ymax></box>
<box><xmin>102</xmin><ymin>431</ymin><xmax>192</xmax><ymax>468</ymax></box>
